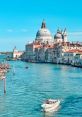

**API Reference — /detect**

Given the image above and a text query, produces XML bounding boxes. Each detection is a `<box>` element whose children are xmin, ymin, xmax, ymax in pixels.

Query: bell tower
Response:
<box><xmin>63</xmin><ymin>28</ymin><xmax>67</xmax><ymax>42</ymax></box>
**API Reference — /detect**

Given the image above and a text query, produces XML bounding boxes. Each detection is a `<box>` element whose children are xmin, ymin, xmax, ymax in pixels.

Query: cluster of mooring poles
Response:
<box><xmin>0</xmin><ymin>63</ymin><xmax>10</xmax><ymax>94</ymax></box>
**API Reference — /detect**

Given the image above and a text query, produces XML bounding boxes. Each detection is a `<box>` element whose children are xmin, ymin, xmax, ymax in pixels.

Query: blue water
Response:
<box><xmin>0</xmin><ymin>61</ymin><xmax>82</xmax><ymax>117</ymax></box>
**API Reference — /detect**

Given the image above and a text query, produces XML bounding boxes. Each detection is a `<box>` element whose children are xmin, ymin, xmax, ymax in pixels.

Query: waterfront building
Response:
<box><xmin>13</xmin><ymin>47</ymin><xmax>24</xmax><ymax>60</ymax></box>
<box><xmin>23</xmin><ymin>20</ymin><xmax>82</xmax><ymax>67</ymax></box>
<box><xmin>25</xmin><ymin>42</ymin><xmax>42</xmax><ymax>62</ymax></box>
<box><xmin>45</xmin><ymin>46</ymin><xmax>54</xmax><ymax>63</ymax></box>
<box><xmin>71</xmin><ymin>50</ymin><xmax>82</xmax><ymax>66</ymax></box>
<box><xmin>53</xmin><ymin>42</ymin><xmax>82</xmax><ymax>64</ymax></box>
<box><xmin>37</xmin><ymin>44</ymin><xmax>54</xmax><ymax>63</ymax></box>
<box><xmin>25</xmin><ymin>20</ymin><xmax>54</xmax><ymax>62</ymax></box>
<box><xmin>61</xmin><ymin>50</ymin><xmax>76</xmax><ymax>64</ymax></box>
<box><xmin>6</xmin><ymin>52</ymin><xmax>13</xmax><ymax>60</ymax></box>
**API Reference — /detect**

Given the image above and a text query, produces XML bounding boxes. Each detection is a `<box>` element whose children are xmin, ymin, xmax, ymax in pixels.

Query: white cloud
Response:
<box><xmin>7</xmin><ymin>29</ymin><xmax>13</xmax><ymax>32</ymax></box>
<box><xmin>69</xmin><ymin>32</ymin><xmax>82</xmax><ymax>36</ymax></box>
<box><xmin>6</xmin><ymin>28</ymin><xmax>28</xmax><ymax>33</ymax></box>
<box><xmin>20</xmin><ymin>29</ymin><xmax>28</xmax><ymax>32</ymax></box>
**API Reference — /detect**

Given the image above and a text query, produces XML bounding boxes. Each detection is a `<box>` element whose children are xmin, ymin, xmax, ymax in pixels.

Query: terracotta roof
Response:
<box><xmin>65</xmin><ymin>49</ymin><xmax>82</xmax><ymax>54</ymax></box>
<box><xmin>61</xmin><ymin>42</ymin><xmax>82</xmax><ymax>47</ymax></box>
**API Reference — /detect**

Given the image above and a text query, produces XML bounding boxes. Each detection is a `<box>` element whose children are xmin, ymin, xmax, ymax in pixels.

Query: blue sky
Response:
<box><xmin>0</xmin><ymin>0</ymin><xmax>82</xmax><ymax>51</ymax></box>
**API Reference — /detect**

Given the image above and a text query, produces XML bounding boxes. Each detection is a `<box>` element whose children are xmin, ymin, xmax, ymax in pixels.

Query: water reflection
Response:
<box><xmin>42</xmin><ymin>106</ymin><xmax>60</xmax><ymax>117</ymax></box>
<box><xmin>43</xmin><ymin>111</ymin><xmax>56</xmax><ymax>117</ymax></box>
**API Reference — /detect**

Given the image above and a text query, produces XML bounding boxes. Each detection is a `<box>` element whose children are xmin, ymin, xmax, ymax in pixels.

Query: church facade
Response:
<box><xmin>22</xmin><ymin>20</ymin><xmax>82</xmax><ymax>66</ymax></box>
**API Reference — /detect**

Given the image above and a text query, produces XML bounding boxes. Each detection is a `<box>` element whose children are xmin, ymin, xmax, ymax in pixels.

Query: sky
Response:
<box><xmin>0</xmin><ymin>0</ymin><xmax>82</xmax><ymax>51</ymax></box>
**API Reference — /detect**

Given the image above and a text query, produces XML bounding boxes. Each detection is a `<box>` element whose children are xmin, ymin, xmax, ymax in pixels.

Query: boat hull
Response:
<box><xmin>42</xmin><ymin>100</ymin><xmax>60</xmax><ymax>112</ymax></box>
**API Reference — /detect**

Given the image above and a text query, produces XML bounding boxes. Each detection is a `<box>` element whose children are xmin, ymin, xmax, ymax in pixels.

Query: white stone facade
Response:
<box><xmin>13</xmin><ymin>47</ymin><xmax>23</xmax><ymax>59</ymax></box>
<box><xmin>22</xmin><ymin>20</ymin><xmax>82</xmax><ymax>67</ymax></box>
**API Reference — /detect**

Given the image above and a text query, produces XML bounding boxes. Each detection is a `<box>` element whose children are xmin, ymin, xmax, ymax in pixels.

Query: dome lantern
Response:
<box><xmin>41</xmin><ymin>20</ymin><xmax>46</xmax><ymax>29</ymax></box>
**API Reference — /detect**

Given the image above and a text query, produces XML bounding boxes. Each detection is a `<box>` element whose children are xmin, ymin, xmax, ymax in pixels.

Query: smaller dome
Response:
<box><xmin>54</xmin><ymin>31</ymin><xmax>62</xmax><ymax>39</ymax></box>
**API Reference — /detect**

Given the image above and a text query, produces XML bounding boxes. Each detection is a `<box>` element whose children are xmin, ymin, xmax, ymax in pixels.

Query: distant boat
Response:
<box><xmin>25</xmin><ymin>66</ymin><xmax>28</xmax><ymax>69</ymax></box>
<box><xmin>41</xmin><ymin>99</ymin><xmax>60</xmax><ymax>112</ymax></box>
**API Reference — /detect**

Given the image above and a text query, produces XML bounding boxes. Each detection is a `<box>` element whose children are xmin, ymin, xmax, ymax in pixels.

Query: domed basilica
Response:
<box><xmin>23</xmin><ymin>20</ymin><xmax>82</xmax><ymax>66</ymax></box>
<box><xmin>35</xmin><ymin>20</ymin><xmax>67</xmax><ymax>44</ymax></box>
<box><xmin>24</xmin><ymin>20</ymin><xmax>68</xmax><ymax>62</ymax></box>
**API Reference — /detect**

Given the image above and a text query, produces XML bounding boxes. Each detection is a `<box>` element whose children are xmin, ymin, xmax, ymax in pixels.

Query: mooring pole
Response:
<box><xmin>3</xmin><ymin>77</ymin><xmax>6</xmax><ymax>94</ymax></box>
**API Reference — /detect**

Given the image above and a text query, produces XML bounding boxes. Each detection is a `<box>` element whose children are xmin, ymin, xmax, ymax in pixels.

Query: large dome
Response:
<box><xmin>36</xmin><ymin>28</ymin><xmax>52</xmax><ymax>37</ymax></box>
<box><xmin>35</xmin><ymin>20</ymin><xmax>53</xmax><ymax>43</ymax></box>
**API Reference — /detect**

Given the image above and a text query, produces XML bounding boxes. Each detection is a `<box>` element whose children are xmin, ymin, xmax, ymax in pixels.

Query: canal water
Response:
<box><xmin>0</xmin><ymin>61</ymin><xmax>82</xmax><ymax>117</ymax></box>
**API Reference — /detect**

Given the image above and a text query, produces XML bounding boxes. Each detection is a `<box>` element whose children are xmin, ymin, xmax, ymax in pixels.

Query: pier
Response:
<box><xmin>0</xmin><ymin>63</ymin><xmax>10</xmax><ymax>94</ymax></box>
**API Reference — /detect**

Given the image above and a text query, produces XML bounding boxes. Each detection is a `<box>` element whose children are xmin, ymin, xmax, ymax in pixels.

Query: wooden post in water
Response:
<box><xmin>3</xmin><ymin>77</ymin><xmax>6</xmax><ymax>94</ymax></box>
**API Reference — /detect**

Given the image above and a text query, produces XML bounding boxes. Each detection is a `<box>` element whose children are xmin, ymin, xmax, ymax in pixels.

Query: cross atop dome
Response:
<box><xmin>41</xmin><ymin>19</ymin><xmax>46</xmax><ymax>29</ymax></box>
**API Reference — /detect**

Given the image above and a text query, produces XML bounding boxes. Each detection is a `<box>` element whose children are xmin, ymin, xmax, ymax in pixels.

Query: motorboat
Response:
<box><xmin>41</xmin><ymin>99</ymin><xmax>60</xmax><ymax>112</ymax></box>
<box><xmin>25</xmin><ymin>66</ymin><xmax>28</xmax><ymax>69</ymax></box>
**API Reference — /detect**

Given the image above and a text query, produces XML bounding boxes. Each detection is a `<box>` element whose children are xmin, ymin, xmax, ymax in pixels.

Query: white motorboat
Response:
<box><xmin>41</xmin><ymin>99</ymin><xmax>60</xmax><ymax>112</ymax></box>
